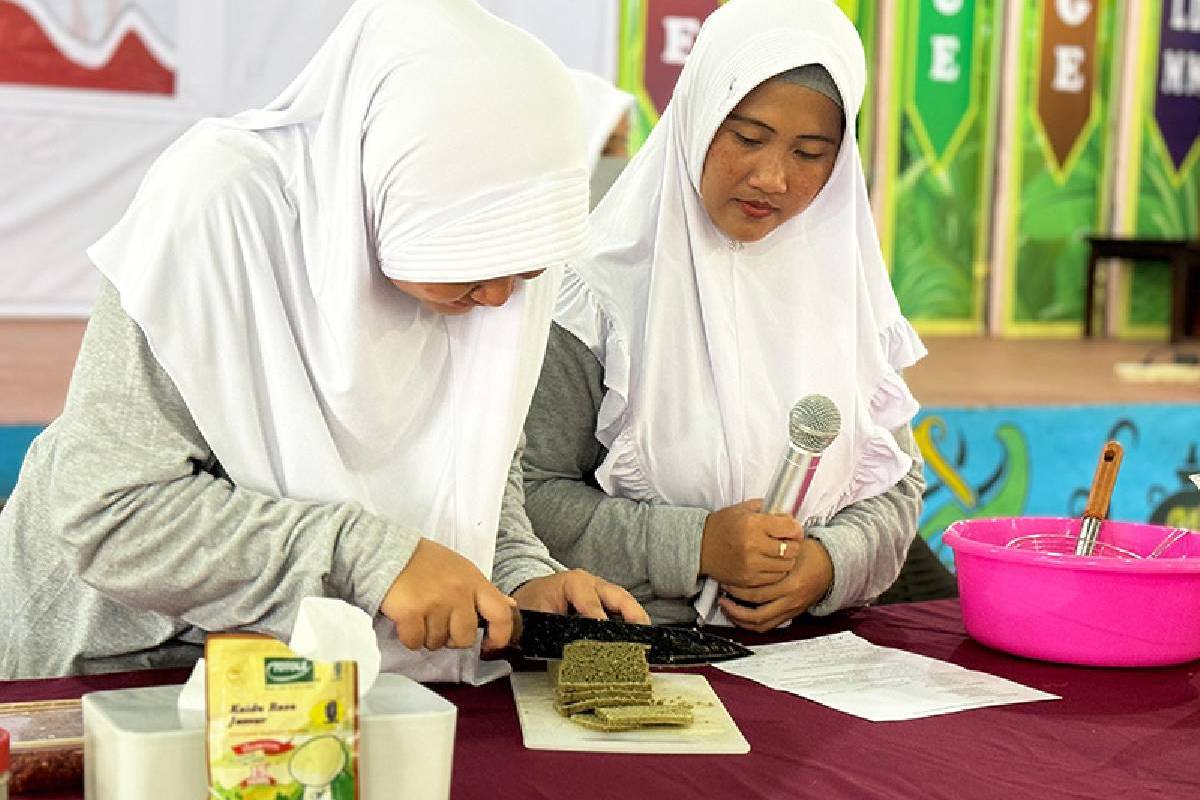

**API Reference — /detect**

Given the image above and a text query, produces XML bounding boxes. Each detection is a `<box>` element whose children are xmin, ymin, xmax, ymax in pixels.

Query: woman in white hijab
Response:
<box><xmin>0</xmin><ymin>0</ymin><xmax>645</xmax><ymax>682</ymax></box>
<box><xmin>570</xmin><ymin>69</ymin><xmax>637</xmax><ymax>208</ymax></box>
<box><xmin>570</xmin><ymin>68</ymin><xmax>636</xmax><ymax>167</ymax></box>
<box><xmin>522</xmin><ymin>0</ymin><xmax>927</xmax><ymax>631</ymax></box>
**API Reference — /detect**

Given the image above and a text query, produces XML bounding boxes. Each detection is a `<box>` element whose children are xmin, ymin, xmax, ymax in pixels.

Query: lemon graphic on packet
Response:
<box><xmin>289</xmin><ymin>735</ymin><xmax>347</xmax><ymax>799</ymax></box>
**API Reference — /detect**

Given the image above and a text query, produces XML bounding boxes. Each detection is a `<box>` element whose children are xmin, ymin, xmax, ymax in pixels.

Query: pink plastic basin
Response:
<box><xmin>943</xmin><ymin>517</ymin><xmax>1200</xmax><ymax>667</ymax></box>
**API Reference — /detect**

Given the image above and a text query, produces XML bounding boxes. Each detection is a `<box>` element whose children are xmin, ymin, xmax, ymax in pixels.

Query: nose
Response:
<box><xmin>746</xmin><ymin>150</ymin><xmax>787</xmax><ymax>195</ymax></box>
<box><xmin>471</xmin><ymin>276</ymin><xmax>517</xmax><ymax>307</ymax></box>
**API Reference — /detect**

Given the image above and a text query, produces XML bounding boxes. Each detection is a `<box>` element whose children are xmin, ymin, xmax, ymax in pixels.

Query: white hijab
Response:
<box><xmin>88</xmin><ymin>0</ymin><xmax>589</xmax><ymax>682</ymax></box>
<box><xmin>554</xmin><ymin>0</ymin><xmax>925</xmax><ymax>623</ymax></box>
<box><xmin>570</xmin><ymin>68</ymin><xmax>636</xmax><ymax>170</ymax></box>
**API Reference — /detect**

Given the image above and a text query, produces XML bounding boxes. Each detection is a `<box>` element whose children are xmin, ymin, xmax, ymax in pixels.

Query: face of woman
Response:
<box><xmin>602</xmin><ymin>113</ymin><xmax>631</xmax><ymax>158</ymax></box>
<box><xmin>390</xmin><ymin>269</ymin><xmax>546</xmax><ymax>315</ymax></box>
<box><xmin>699</xmin><ymin>79</ymin><xmax>844</xmax><ymax>243</ymax></box>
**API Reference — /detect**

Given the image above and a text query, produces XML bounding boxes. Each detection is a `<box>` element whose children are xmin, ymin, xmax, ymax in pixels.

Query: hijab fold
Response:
<box><xmin>89</xmin><ymin>0</ymin><xmax>589</xmax><ymax>681</ymax></box>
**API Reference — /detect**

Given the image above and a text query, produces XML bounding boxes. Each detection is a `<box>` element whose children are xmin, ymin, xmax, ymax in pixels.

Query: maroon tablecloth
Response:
<box><xmin>4</xmin><ymin>599</ymin><xmax>1197</xmax><ymax>799</ymax></box>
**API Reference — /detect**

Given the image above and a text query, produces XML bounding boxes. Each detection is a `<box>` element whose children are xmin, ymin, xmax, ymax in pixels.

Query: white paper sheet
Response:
<box><xmin>714</xmin><ymin>632</ymin><xmax>1059</xmax><ymax>722</ymax></box>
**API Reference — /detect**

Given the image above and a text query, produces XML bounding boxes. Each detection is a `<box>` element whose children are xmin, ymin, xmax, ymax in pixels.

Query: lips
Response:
<box><xmin>737</xmin><ymin>199</ymin><xmax>776</xmax><ymax>220</ymax></box>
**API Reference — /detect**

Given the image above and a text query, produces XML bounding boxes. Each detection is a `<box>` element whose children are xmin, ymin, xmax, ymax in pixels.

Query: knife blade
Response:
<box><xmin>488</xmin><ymin>608</ymin><xmax>753</xmax><ymax>666</ymax></box>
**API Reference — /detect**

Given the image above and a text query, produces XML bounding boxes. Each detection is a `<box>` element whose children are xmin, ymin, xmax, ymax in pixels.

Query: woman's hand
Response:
<box><xmin>380</xmin><ymin>538</ymin><xmax>517</xmax><ymax>652</ymax></box>
<box><xmin>717</xmin><ymin>537</ymin><xmax>834</xmax><ymax>632</ymax></box>
<box><xmin>511</xmin><ymin>569</ymin><xmax>651</xmax><ymax>624</ymax></box>
<box><xmin>700</xmin><ymin>499</ymin><xmax>803</xmax><ymax>587</ymax></box>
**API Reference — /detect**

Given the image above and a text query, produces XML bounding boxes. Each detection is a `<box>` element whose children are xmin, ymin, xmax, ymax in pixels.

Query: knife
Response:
<box><xmin>484</xmin><ymin>608</ymin><xmax>753</xmax><ymax>666</ymax></box>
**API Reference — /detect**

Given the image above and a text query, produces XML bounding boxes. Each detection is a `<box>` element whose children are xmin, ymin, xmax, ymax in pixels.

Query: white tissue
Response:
<box><xmin>289</xmin><ymin>596</ymin><xmax>382</xmax><ymax>692</ymax></box>
<box><xmin>177</xmin><ymin>597</ymin><xmax>381</xmax><ymax>718</ymax></box>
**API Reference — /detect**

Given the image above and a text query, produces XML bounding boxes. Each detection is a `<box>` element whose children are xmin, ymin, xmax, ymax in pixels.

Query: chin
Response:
<box><xmin>737</xmin><ymin>229</ymin><xmax>772</xmax><ymax>243</ymax></box>
<box><xmin>719</xmin><ymin>220</ymin><xmax>774</xmax><ymax>244</ymax></box>
<box><xmin>428</xmin><ymin>302</ymin><xmax>475</xmax><ymax>316</ymax></box>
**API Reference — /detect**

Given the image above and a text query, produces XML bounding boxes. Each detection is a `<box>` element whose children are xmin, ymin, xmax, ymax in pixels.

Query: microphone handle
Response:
<box><xmin>724</xmin><ymin>445</ymin><xmax>821</xmax><ymax>611</ymax></box>
<box><xmin>762</xmin><ymin>445</ymin><xmax>821</xmax><ymax>521</ymax></box>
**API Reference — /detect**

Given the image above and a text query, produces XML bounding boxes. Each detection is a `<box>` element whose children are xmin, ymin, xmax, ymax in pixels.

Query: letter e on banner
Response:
<box><xmin>1052</xmin><ymin>45</ymin><xmax>1087</xmax><ymax>92</ymax></box>
<box><xmin>1036</xmin><ymin>0</ymin><xmax>1098</xmax><ymax>171</ymax></box>
<box><xmin>643</xmin><ymin>0</ymin><xmax>719</xmax><ymax>116</ymax></box>
<box><xmin>911</xmin><ymin>0</ymin><xmax>977</xmax><ymax>165</ymax></box>
<box><xmin>661</xmin><ymin>16</ymin><xmax>700</xmax><ymax>65</ymax></box>
<box><xmin>930</xmin><ymin>35</ymin><xmax>962</xmax><ymax>82</ymax></box>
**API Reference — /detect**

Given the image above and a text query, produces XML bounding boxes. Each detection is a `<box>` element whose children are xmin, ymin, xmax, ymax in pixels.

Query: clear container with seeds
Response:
<box><xmin>0</xmin><ymin>699</ymin><xmax>85</xmax><ymax>794</ymax></box>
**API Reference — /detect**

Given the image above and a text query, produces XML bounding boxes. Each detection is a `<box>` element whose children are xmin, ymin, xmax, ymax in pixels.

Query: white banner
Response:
<box><xmin>0</xmin><ymin>0</ymin><xmax>354</xmax><ymax>317</ymax></box>
<box><xmin>0</xmin><ymin>0</ymin><xmax>617</xmax><ymax>318</ymax></box>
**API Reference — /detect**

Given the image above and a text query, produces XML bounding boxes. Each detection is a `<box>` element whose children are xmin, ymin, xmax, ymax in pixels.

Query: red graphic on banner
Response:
<box><xmin>644</xmin><ymin>0</ymin><xmax>719</xmax><ymax>114</ymax></box>
<box><xmin>0</xmin><ymin>0</ymin><xmax>174</xmax><ymax>94</ymax></box>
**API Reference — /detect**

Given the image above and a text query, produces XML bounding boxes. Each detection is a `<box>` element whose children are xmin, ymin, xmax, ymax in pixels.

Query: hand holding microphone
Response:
<box><xmin>704</xmin><ymin>394</ymin><xmax>842</xmax><ymax>618</ymax></box>
<box><xmin>699</xmin><ymin>499</ymin><xmax>803</xmax><ymax>587</ymax></box>
<box><xmin>701</xmin><ymin>395</ymin><xmax>841</xmax><ymax>585</ymax></box>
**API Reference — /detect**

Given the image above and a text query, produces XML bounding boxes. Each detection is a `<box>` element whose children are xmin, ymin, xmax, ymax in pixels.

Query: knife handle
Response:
<box><xmin>476</xmin><ymin>605</ymin><xmax>524</xmax><ymax>648</ymax></box>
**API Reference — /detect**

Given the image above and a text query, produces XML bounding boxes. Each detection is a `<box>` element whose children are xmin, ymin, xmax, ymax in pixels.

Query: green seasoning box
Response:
<box><xmin>205</xmin><ymin>634</ymin><xmax>359</xmax><ymax>800</ymax></box>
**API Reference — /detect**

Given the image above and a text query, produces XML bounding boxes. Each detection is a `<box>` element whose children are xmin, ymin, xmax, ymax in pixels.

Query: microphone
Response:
<box><xmin>719</xmin><ymin>394</ymin><xmax>842</xmax><ymax>612</ymax></box>
<box><xmin>762</xmin><ymin>394</ymin><xmax>841</xmax><ymax>521</ymax></box>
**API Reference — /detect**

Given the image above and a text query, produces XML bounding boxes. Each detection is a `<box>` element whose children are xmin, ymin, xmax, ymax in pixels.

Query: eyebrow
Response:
<box><xmin>727</xmin><ymin>113</ymin><xmax>840</xmax><ymax>145</ymax></box>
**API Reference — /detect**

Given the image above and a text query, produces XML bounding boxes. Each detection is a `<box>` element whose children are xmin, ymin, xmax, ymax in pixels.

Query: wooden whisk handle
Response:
<box><xmin>1083</xmin><ymin>440</ymin><xmax>1123</xmax><ymax>520</ymax></box>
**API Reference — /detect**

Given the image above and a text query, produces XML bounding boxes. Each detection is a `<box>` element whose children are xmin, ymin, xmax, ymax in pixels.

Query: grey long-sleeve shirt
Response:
<box><xmin>523</xmin><ymin>323</ymin><xmax>924</xmax><ymax>625</ymax></box>
<box><xmin>0</xmin><ymin>281</ymin><xmax>561</xmax><ymax>679</ymax></box>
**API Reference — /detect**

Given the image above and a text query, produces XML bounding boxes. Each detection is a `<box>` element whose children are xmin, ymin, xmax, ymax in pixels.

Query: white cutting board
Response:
<box><xmin>510</xmin><ymin>671</ymin><xmax>750</xmax><ymax>754</ymax></box>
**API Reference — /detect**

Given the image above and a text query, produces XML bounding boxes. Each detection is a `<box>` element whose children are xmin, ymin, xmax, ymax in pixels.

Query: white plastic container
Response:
<box><xmin>82</xmin><ymin>673</ymin><xmax>455</xmax><ymax>799</ymax></box>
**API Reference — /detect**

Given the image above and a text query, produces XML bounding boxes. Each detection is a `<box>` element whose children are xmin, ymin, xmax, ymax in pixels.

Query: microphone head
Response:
<box><xmin>789</xmin><ymin>394</ymin><xmax>841</xmax><ymax>453</ymax></box>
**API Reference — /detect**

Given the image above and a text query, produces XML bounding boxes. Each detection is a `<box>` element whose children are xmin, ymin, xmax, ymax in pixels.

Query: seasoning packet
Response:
<box><xmin>205</xmin><ymin>633</ymin><xmax>359</xmax><ymax>800</ymax></box>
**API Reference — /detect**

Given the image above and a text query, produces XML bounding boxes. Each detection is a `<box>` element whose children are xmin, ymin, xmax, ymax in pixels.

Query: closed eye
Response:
<box><xmin>732</xmin><ymin>131</ymin><xmax>763</xmax><ymax>147</ymax></box>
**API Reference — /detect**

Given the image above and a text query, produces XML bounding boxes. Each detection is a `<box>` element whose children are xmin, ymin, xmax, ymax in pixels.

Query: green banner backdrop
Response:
<box><xmin>996</xmin><ymin>0</ymin><xmax>1120</xmax><ymax>336</ymax></box>
<box><xmin>617</xmin><ymin>0</ymin><xmax>878</xmax><ymax>161</ymax></box>
<box><xmin>843</xmin><ymin>0</ymin><xmax>879</xmax><ymax>185</ymax></box>
<box><xmin>880</xmin><ymin>0</ymin><xmax>1001</xmax><ymax>334</ymax></box>
<box><xmin>1115</xmin><ymin>0</ymin><xmax>1200</xmax><ymax>337</ymax></box>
